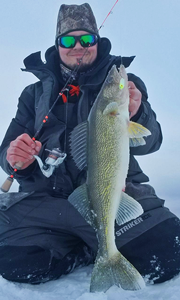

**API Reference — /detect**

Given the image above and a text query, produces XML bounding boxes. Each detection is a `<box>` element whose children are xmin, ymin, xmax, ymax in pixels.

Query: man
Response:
<box><xmin>0</xmin><ymin>3</ymin><xmax>179</xmax><ymax>285</ymax></box>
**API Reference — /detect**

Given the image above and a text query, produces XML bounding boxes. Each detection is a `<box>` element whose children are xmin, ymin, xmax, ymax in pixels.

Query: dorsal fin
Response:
<box><xmin>69</xmin><ymin>121</ymin><xmax>88</xmax><ymax>170</ymax></box>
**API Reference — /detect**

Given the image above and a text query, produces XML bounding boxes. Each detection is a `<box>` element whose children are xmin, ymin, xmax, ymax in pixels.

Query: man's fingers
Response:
<box><xmin>6</xmin><ymin>134</ymin><xmax>42</xmax><ymax>169</ymax></box>
<box><xmin>7</xmin><ymin>151</ymin><xmax>34</xmax><ymax>168</ymax></box>
<box><xmin>14</xmin><ymin>161</ymin><xmax>25</xmax><ymax>170</ymax></box>
<box><xmin>9</xmin><ymin>139</ymin><xmax>35</xmax><ymax>155</ymax></box>
<box><xmin>7</xmin><ymin>146</ymin><xmax>34</xmax><ymax>159</ymax></box>
<box><xmin>128</xmin><ymin>81</ymin><xmax>136</xmax><ymax>90</ymax></box>
<box><xmin>9</xmin><ymin>135</ymin><xmax>42</xmax><ymax>156</ymax></box>
<box><xmin>128</xmin><ymin>80</ymin><xmax>142</xmax><ymax>118</ymax></box>
<box><xmin>128</xmin><ymin>81</ymin><xmax>141</xmax><ymax>100</ymax></box>
<box><xmin>16</xmin><ymin>133</ymin><xmax>36</xmax><ymax>148</ymax></box>
<box><xmin>17</xmin><ymin>134</ymin><xmax>42</xmax><ymax>153</ymax></box>
<box><xmin>34</xmin><ymin>141</ymin><xmax>42</xmax><ymax>153</ymax></box>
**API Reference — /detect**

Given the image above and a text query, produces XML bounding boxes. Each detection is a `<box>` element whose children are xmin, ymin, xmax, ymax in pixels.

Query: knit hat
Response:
<box><xmin>55</xmin><ymin>3</ymin><xmax>99</xmax><ymax>49</ymax></box>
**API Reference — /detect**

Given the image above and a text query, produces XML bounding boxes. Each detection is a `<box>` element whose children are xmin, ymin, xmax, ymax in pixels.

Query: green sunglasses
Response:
<box><xmin>58</xmin><ymin>34</ymin><xmax>99</xmax><ymax>49</ymax></box>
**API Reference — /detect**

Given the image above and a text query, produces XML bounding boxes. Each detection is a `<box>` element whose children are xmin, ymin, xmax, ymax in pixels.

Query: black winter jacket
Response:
<box><xmin>0</xmin><ymin>38</ymin><xmax>162</xmax><ymax>198</ymax></box>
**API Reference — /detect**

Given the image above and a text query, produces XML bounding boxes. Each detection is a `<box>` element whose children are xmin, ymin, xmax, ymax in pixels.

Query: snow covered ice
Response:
<box><xmin>0</xmin><ymin>197</ymin><xmax>179</xmax><ymax>300</ymax></box>
<box><xmin>0</xmin><ymin>265</ymin><xmax>180</xmax><ymax>300</ymax></box>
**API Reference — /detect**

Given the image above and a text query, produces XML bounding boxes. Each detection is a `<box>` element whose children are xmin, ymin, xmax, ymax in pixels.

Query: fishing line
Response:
<box><xmin>1</xmin><ymin>0</ymin><xmax>120</xmax><ymax>192</ymax></box>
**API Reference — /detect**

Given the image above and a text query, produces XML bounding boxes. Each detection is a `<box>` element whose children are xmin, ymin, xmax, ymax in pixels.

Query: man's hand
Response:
<box><xmin>6</xmin><ymin>133</ymin><xmax>42</xmax><ymax>170</ymax></box>
<box><xmin>128</xmin><ymin>81</ymin><xmax>142</xmax><ymax>118</ymax></box>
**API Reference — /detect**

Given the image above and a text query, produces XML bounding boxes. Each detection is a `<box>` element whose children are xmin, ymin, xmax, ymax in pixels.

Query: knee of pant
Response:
<box><xmin>0</xmin><ymin>245</ymin><xmax>53</xmax><ymax>283</ymax></box>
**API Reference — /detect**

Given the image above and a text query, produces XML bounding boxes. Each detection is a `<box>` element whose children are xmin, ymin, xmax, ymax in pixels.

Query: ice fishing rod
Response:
<box><xmin>1</xmin><ymin>0</ymin><xmax>120</xmax><ymax>192</ymax></box>
<box><xmin>98</xmin><ymin>0</ymin><xmax>119</xmax><ymax>31</ymax></box>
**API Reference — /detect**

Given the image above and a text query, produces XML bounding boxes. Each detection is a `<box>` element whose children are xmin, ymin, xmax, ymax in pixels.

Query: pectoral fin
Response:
<box><xmin>116</xmin><ymin>192</ymin><xmax>144</xmax><ymax>226</ymax></box>
<box><xmin>103</xmin><ymin>102</ymin><xmax>119</xmax><ymax>116</ymax></box>
<box><xmin>128</xmin><ymin>121</ymin><xmax>151</xmax><ymax>147</ymax></box>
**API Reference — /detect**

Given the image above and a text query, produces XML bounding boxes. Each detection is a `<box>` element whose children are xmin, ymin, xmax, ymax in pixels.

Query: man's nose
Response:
<box><xmin>73</xmin><ymin>41</ymin><xmax>84</xmax><ymax>49</ymax></box>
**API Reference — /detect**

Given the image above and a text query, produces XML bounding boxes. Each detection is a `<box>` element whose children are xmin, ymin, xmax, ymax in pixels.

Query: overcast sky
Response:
<box><xmin>0</xmin><ymin>0</ymin><xmax>179</xmax><ymax>205</ymax></box>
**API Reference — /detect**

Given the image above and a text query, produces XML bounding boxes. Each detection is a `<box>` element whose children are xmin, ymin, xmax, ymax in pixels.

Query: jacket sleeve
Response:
<box><xmin>0</xmin><ymin>83</ymin><xmax>38</xmax><ymax>177</ymax></box>
<box><xmin>128</xmin><ymin>73</ymin><xmax>163</xmax><ymax>155</ymax></box>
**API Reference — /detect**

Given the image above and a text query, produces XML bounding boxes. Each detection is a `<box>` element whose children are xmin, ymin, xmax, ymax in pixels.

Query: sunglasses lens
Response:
<box><xmin>80</xmin><ymin>35</ymin><xmax>97</xmax><ymax>47</ymax></box>
<box><xmin>58</xmin><ymin>34</ymin><xmax>98</xmax><ymax>48</ymax></box>
<box><xmin>60</xmin><ymin>36</ymin><xmax>75</xmax><ymax>48</ymax></box>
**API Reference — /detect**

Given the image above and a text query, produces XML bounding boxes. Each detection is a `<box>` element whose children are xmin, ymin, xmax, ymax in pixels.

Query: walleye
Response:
<box><xmin>68</xmin><ymin>65</ymin><xmax>151</xmax><ymax>292</ymax></box>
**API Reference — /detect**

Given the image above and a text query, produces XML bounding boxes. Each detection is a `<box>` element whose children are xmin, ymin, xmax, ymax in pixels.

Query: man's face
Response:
<box><xmin>58</xmin><ymin>31</ymin><xmax>98</xmax><ymax>71</ymax></box>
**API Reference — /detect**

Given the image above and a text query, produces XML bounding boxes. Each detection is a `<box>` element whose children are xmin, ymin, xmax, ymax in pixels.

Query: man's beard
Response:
<box><xmin>67</xmin><ymin>59</ymin><xmax>97</xmax><ymax>73</ymax></box>
<box><xmin>60</xmin><ymin>56</ymin><xmax>98</xmax><ymax>82</ymax></box>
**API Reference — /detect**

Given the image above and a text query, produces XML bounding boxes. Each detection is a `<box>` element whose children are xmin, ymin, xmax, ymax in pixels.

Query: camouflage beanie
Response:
<box><xmin>55</xmin><ymin>3</ymin><xmax>99</xmax><ymax>49</ymax></box>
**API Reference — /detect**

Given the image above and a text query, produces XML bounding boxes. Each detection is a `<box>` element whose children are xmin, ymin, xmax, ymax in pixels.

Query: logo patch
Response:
<box><xmin>116</xmin><ymin>213</ymin><xmax>151</xmax><ymax>236</ymax></box>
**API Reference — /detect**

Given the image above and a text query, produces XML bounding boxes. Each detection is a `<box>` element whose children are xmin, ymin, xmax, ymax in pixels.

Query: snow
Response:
<box><xmin>0</xmin><ymin>197</ymin><xmax>179</xmax><ymax>300</ymax></box>
<box><xmin>0</xmin><ymin>265</ymin><xmax>180</xmax><ymax>300</ymax></box>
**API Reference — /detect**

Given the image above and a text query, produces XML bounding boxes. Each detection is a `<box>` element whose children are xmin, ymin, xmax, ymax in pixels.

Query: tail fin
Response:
<box><xmin>90</xmin><ymin>252</ymin><xmax>145</xmax><ymax>292</ymax></box>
